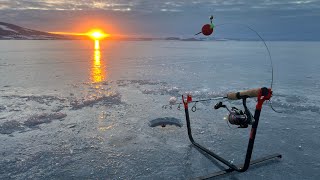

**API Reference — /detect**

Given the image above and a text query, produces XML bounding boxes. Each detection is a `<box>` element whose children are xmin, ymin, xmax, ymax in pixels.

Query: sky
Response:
<box><xmin>0</xmin><ymin>0</ymin><xmax>320</xmax><ymax>40</ymax></box>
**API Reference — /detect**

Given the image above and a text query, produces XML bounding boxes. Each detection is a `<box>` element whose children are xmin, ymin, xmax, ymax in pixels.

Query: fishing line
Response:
<box><xmin>163</xmin><ymin>96</ymin><xmax>228</xmax><ymax>110</ymax></box>
<box><xmin>192</xmin><ymin>18</ymin><xmax>282</xmax><ymax>113</ymax></box>
<box><xmin>215</xmin><ymin>23</ymin><xmax>274</xmax><ymax>89</ymax></box>
<box><xmin>216</xmin><ymin>23</ymin><xmax>281</xmax><ymax>113</ymax></box>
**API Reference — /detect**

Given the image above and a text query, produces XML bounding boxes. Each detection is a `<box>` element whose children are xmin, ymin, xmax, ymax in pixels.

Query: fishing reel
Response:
<box><xmin>214</xmin><ymin>101</ymin><xmax>254</xmax><ymax>128</ymax></box>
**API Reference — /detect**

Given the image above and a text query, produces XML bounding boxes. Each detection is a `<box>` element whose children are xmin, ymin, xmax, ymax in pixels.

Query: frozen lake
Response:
<box><xmin>0</xmin><ymin>40</ymin><xmax>319</xmax><ymax>179</ymax></box>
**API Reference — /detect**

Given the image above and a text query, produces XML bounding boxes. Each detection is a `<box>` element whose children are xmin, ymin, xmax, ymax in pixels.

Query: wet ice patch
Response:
<box><xmin>23</xmin><ymin>112</ymin><xmax>67</xmax><ymax>128</ymax></box>
<box><xmin>23</xmin><ymin>95</ymin><xmax>66</xmax><ymax>105</ymax></box>
<box><xmin>0</xmin><ymin>112</ymin><xmax>67</xmax><ymax>135</ymax></box>
<box><xmin>116</xmin><ymin>80</ymin><xmax>165</xmax><ymax>87</ymax></box>
<box><xmin>0</xmin><ymin>120</ymin><xmax>24</xmax><ymax>134</ymax></box>
<box><xmin>0</xmin><ymin>105</ymin><xmax>6</xmax><ymax>112</ymax></box>
<box><xmin>149</xmin><ymin>117</ymin><xmax>183</xmax><ymax>127</ymax></box>
<box><xmin>70</xmin><ymin>92</ymin><xmax>122</xmax><ymax>110</ymax></box>
<box><xmin>1</xmin><ymin>94</ymin><xmax>69</xmax><ymax>117</ymax></box>
<box><xmin>3</xmin><ymin>95</ymin><xmax>67</xmax><ymax>105</ymax></box>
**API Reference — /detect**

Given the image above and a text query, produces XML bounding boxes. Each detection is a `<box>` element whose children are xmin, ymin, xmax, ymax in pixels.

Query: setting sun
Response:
<box><xmin>49</xmin><ymin>29</ymin><xmax>110</xmax><ymax>40</ymax></box>
<box><xmin>88</xmin><ymin>29</ymin><xmax>109</xmax><ymax>40</ymax></box>
<box><xmin>91</xmin><ymin>31</ymin><xmax>103</xmax><ymax>39</ymax></box>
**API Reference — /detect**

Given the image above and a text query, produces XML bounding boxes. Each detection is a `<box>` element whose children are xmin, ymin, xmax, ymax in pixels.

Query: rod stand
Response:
<box><xmin>182</xmin><ymin>95</ymin><xmax>282</xmax><ymax>179</ymax></box>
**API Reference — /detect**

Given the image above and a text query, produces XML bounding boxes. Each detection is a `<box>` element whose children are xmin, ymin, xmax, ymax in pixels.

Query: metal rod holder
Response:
<box><xmin>183</xmin><ymin>98</ymin><xmax>282</xmax><ymax>179</ymax></box>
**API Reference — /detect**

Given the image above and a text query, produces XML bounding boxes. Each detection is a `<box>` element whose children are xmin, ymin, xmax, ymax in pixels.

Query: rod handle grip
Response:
<box><xmin>227</xmin><ymin>88</ymin><xmax>261</xmax><ymax>100</ymax></box>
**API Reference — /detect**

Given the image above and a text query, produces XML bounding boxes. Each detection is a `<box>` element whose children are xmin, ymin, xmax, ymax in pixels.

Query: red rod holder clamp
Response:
<box><xmin>256</xmin><ymin>88</ymin><xmax>272</xmax><ymax>110</ymax></box>
<box><xmin>182</xmin><ymin>94</ymin><xmax>193</xmax><ymax>109</ymax></box>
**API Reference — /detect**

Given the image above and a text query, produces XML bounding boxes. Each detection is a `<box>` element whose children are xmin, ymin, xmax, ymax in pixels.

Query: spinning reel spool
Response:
<box><xmin>214</xmin><ymin>101</ymin><xmax>254</xmax><ymax>128</ymax></box>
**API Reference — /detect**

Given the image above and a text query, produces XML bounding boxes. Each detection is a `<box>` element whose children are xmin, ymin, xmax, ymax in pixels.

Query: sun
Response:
<box><xmin>88</xmin><ymin>29</ymin><xmax>110</xmax><ymax>40</ymax></box>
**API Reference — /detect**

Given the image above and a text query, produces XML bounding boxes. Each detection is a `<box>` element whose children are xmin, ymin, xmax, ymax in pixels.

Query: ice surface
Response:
<box><xmin>0</xmin><ymin>40</ymin><xmax>320</xmax><ymax>179</ymax></box>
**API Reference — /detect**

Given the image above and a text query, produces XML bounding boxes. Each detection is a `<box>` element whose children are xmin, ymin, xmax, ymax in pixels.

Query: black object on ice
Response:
<box><xmin>179</xmin><ymin>88</ymin><xmax>282</xmax><ymax>179</ymax></box>
<box><xmin>149</xmin><ymin>117</ymin><xmax>183</xmax><ymax>128</ymax></box>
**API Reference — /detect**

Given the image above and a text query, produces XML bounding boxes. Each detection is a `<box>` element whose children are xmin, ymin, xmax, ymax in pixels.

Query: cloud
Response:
<box><xmin>0</xmin><ymin>0</ymin><xmax>135</xmax><ymax>11</ymax></box>
<box><xmin>1</xmin><ymin>0</ymin><xmax>319</xmax><ymax>12</ymax></box>
<box><xmin>0</xmin><ymin>0</ymin><xmax>320</xmax><ymax>40</ymax></box>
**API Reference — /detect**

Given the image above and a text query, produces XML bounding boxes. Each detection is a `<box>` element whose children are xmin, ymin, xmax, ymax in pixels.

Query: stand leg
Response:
<box><xmin>193</xmin><ymin>154</ymin><xmax>282</xmax><ymax>179</ymax></box>
<box><xmin>184</xmin><ymin>102</ymin><xmax>282</xmax><ymax>178</ymax></box>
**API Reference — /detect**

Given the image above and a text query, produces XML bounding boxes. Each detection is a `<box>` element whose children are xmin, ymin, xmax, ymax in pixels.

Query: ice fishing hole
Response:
<box><xmin>149</xmin><ymin>117</ymin><xmax>183</xmax><ymax>128</ymax></box>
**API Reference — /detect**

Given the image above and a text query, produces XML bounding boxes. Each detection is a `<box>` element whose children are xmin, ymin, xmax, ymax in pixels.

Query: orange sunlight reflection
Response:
<box><xmin>50</xmin><ymin>29</ymin><xmax>108</xmax><ymax>82</ymax></box>
<box><xmin>91</xmin><ymin>40</ymin><xmax>106</xmax><ymax>83</ymax></box>
<box><xmin>95</xmin><ymin>39</ymin><xmax>100</xmax><ymax>49</ymax></box>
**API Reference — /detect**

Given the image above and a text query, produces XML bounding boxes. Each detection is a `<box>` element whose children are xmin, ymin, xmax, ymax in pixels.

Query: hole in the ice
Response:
<box><xmin>149</xmin><ymin>117</ymin><xmax>183</xmax><ymax>128</ymax></box>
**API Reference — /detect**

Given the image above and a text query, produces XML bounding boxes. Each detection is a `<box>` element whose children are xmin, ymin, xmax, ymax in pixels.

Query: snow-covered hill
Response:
<box><xmin>0</xmin><ymin>22</ymin><xmax>66</xmax><ymax>40</ymax></box>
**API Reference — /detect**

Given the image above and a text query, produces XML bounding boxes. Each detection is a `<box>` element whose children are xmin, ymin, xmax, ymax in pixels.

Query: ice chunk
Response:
<box><xmin>169</xmin><ymin>97</ymin><xmax>177</xmax><ymax>105</ymax></box>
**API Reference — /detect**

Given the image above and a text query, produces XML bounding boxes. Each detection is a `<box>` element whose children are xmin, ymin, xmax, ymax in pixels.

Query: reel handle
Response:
<box><xmin>227</xmin><ymin>87</ymin><xmax>271</xmax><ymax>100</ymax></box>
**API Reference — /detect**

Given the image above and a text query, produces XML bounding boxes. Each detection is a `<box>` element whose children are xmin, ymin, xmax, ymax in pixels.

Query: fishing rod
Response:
<box><xmin>162</xmin><ymin>96</ymin><xmax>227</xmax><ymax>112</ymax></box>
<box><xmin>161</xmin><ymin>16</ymin><xmax>282</xmax><ymax>179</ymax></box>
<box><xmin>195</xmin><ymin>16</ymin><xmax>282</xmax><ymax>113</ymax></box>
